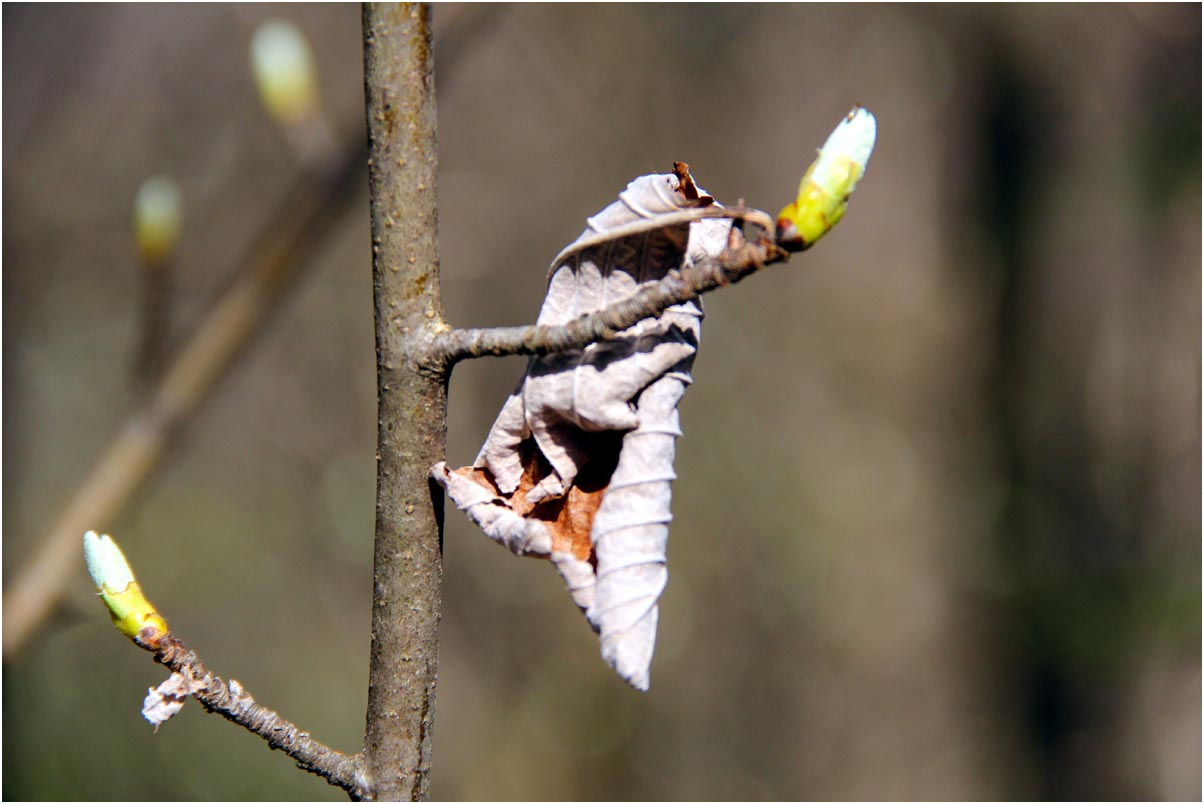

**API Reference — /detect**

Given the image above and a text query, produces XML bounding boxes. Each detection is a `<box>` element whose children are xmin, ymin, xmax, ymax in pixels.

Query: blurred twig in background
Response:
<box><xmin>2</xmin><ymin>23</ymin><xmax>364</xmax><ymax>660</ymax></box>
<box><xmin>251</xmin><ymin>18</ymin><xmax>341</xmax><ymax>176</ymax></box>
<box><xmin>2</xmin><ymin>148</ymin><xmax>365</xmax><ymax>659</ymax></box>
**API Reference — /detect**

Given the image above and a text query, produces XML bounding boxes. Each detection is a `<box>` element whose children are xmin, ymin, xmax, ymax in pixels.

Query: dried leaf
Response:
<box><xmin>435</xmin><ymin>164</ymin><xmax>735</xmax><ymax>690</ymax></box>
<box><xmin>142</xmin><ymin>671</ymin><xmax>201</xmax><ymax>730</ymax></box>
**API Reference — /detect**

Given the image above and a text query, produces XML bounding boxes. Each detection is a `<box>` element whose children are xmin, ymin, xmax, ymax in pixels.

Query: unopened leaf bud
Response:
<box><xmin>133</xmin><ymin>176</ymin><xmax>182</xmax><ymax>264</ymax></box>
<box><xmin>83</xmin><ymin>531</ymin><xmax>168</xmax><ymax>645</ymax></box>
<box><xmin>777</xmin><ymin>105</ymin><xmax>876</xmax><ymax>251</ymax></box>
<box><xmin>250</xmin><ymin>19</ymin><xmax>320</xmax><ymax>126</ymax></box>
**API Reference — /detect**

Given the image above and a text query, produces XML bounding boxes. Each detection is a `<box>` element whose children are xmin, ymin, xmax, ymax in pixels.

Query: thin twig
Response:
<box><xmin>149</xmin><ymin>633</ymin><xmax>366</xmax><ymax>794</ymax></box>
<box><xmin>1</xmin><ymin>143</ymin><xmax>365</xmax><ymax>661</ymax></box>
<box><xmin>430</xmin><ymin>218</ymin><xmax>788</xmax><ymax>367</ymax></box>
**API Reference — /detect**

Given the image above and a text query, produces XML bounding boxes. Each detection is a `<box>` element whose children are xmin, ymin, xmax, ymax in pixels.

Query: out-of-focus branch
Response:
<box><xmin>430</xmin><ymin>214</ymin><xmax>786</xmax><ymax>367</ymax></box>
<box><xmin>361</xmin><ymin>3</ymin><xmax>447</xmax><ymax>800</ymax></box>
<box><xmin>250</xmin><ymin>19</ymin><xmax>340</xmax><ymax>174</ymax></box>
<box><xmin>2</xmin><ymin>141</ymin><xmax>366</xmax><ymax>662</ymax></box>
<box><xmin>132</xmin><ymin>176</ymin><xmax>183</xmax><ymax>383</ymax></box>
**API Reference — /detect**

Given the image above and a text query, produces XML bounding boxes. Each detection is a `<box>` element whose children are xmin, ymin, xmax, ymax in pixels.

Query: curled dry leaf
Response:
<box><xmin>142</xmin><ymin>671</ymin><xmax>201</xmax><ymax>730</ymax></box>
<box><xmin>434</xmin><ymin>164</ymin><xmax>738</xmax><ymax>690</ymax></box>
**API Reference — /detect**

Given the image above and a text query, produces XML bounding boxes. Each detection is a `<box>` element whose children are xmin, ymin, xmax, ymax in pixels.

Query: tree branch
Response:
<box><xmin>82</xmin><ymin>530</ymin><xmax>365</xmax><ymax>795</ymax></box>
<box><xmin>430</xmin><ymin>214</ymin><xmax>787</xmax><ymax>367</ymax></box>
<box><xmin>148</xmin><ymin>634</ymin><xmax>366</xmax><ymax>794</ymax></box>
<box><xmin>361</xmin><ymin>4</ymin><xmax>447</xmax><ymax>800</ymax></box>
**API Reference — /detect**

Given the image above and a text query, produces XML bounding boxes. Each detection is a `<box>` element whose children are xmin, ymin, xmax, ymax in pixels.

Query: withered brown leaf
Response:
<box><xmin>434</xmin><ymin>164</ymin><xmax>735</xmax><ymax>690</ymax></box>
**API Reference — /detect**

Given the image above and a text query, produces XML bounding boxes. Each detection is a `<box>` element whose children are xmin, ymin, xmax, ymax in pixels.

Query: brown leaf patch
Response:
<box><xmin>453</xmin><ymin>432</ymin><xmax>623</xmax><ymax>563</ymax></box>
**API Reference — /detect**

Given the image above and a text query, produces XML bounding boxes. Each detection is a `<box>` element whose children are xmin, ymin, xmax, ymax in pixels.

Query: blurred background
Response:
<box><xmin>3</xmin><ymin>4</ymin><xmax>1199</xmax><ymax>800</ymax></box>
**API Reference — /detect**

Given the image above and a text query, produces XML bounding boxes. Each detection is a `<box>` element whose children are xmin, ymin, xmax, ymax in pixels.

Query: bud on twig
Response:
<box><xmin>83</xmin><ymin>531</ymin><xmax>168</xmax><ymax>647</ymax></box>
<box><xmin>250</xmin><ymin>19</ymin><xmax>337</xmax><ymax>171</ymax></box>
<box><xmin>251</xmin><ymin>19</ymin><xmax>319</xmax><ymax>125</ymax></box>
<box><xmin>133</xmin><ymin>176</ymin><xmax>182</xmax><ymax>265</ymax></box>
<box><xmin>132</xmin><ymin>176</ymin><xmax>180</xmax><ymax>382</ymax></box>
<box><xmin>776</xmin><ymin>105</ymin><xmax>877</xmax><ymax>251</ymax></box>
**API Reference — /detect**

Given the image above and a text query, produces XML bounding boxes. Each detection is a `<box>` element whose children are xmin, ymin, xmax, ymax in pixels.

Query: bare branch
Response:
<box><xmin>150</xmin><ymin>634</ymin><xmax>366</xmax><ymax>795</ymax></box>
<box><xmin>82</xmin><ymin>531</ymin><xmax>365</xmax><ymax>796</ymax></box>
<box><xmin>431</xmin><ymin>217</ymin><xmax>788</xmax><ymax>367</ymax></box>
<box><xmin>362</xmin><ymin>3</ymin><xmax>447</xmax><ymax>800</ymax></box>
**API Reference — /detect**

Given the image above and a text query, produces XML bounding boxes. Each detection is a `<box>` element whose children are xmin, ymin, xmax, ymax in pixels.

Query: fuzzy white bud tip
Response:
<box><xmin>83</xmin><ymin>530</ymin><xmax>135</xmax><ymax>594</ymax></box>
<box><xmin>250</xmin><ymin>19</ymin><xmax>319</xmax><ymax>125</ymax></box>
<box><xmin>812</xmin><ymin>105</ymin><xmax>876</xmax><ymax>195</ymax></box>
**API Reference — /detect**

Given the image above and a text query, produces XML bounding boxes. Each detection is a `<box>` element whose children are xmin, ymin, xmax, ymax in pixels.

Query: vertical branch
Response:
<box><xmin>361</xmin><ymin>4</ymin><xmax>447</xmax><ymax>801</ymax></box>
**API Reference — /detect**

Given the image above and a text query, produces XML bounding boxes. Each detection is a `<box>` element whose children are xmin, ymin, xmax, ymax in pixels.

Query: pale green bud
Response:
<box><xmin>83</xmin><ymin>531</ymin><xmax>168</xmax><ymax>645</ymax></box>
<box><xmin>777</xmin><ymin>106</ymin><xmax>877</xmax><ymax>251</ymax></box>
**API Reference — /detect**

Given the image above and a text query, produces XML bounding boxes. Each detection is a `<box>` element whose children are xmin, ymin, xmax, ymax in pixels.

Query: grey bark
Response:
<box><xmin>361</xmin><ymin>4</ymin><xmax>447</xmax><ymax>800</ymax></box>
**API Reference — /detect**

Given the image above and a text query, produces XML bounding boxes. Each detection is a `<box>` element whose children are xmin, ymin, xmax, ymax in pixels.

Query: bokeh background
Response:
<box><xmin>4</xmin><ymin>4</ymin><xmax>1199</xmax><ymax>800</ymax></box>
